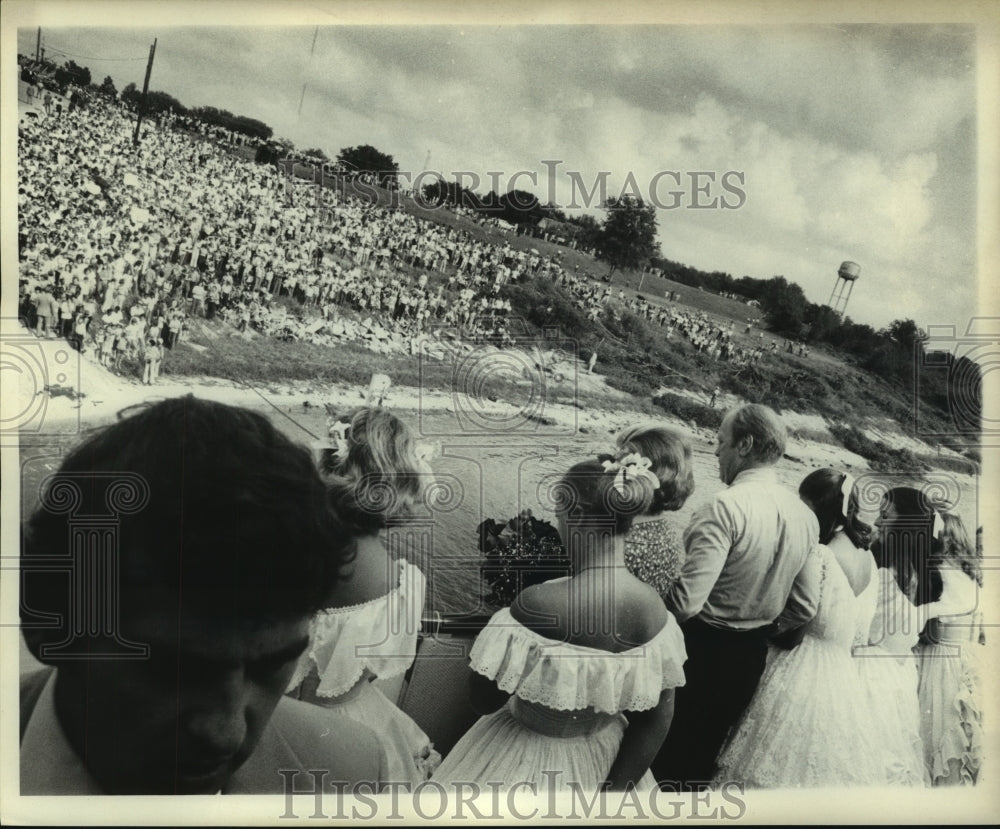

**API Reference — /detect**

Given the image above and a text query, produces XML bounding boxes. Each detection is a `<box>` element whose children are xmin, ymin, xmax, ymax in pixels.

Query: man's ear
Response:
<box><xmin>737</xmin><ymin>435</ymin><xmax>754</xmax><ymax>457</ymax></box>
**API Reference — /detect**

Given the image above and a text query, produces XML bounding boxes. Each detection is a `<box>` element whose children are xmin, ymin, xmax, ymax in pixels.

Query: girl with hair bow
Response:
<box><xmin>433</xmin><ymin>451</ymin><xmax>687</xmax><ymax>792</ymax></box>
<box><xmin>288</xmin><ymin>407</ymin><xmax>440</xmax><ymax>787</ymax></box>
<box><xmin>916</xmin><ymin>511</ymin><xmax>984</xmax><ymax>786</ymax></box>
<box><xmin>613</xmin><ymin>424</ymin><xmax>696</xmax><ymax>605</ymax></box>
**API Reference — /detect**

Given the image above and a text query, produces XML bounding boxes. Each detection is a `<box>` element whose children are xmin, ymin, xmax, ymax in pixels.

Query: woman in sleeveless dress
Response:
<box><xmin>713</xmin><ymin>469</ymin><xmax>885</xmax><ymax>787</ymax></box>
<box><xmin>286</xmin><ymin>407</ymin><xmax>441</xmax><ymax>787</ymax></box>
<box><xmin>917</xmin><ymin>512</ymin><xmax>984</xmax><ymax>785</ymax></box>
<box><xmin>856</xmin><ymin>485</ymin><xmax>938</xmax><ymax>786</ymax></box>
<box><xmin>432</xmin><ymin>453</ymin><xmax>687</xmax><ymax>792</ymax></box>
<box><xmin>616</xmin><ymin>424</ymin><xmax>695</xmax><ymax>602</ymax></box>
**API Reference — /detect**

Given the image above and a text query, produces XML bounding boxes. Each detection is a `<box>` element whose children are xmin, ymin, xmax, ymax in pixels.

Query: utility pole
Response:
<box><xmin>35</xmin><ymin>28</ymin><xmax>41</xmax><ymax>62</ymax></box>
<box><xmin>132</xmin><ymin>38</ymin><xmax>157</xmax><ymax>146</ymax></box>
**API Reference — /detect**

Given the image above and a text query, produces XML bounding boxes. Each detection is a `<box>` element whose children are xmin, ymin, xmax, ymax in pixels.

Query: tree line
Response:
<box><xmin>648</xmin><ymin>258</ymin><xmax>979</xmax><ymax>429</ymax></box>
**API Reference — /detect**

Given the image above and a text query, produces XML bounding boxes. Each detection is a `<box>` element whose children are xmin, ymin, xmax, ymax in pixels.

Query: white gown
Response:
<box><xmin>431</xmin><ymin>605</ymin><xmax>687</xmax><ymax>791</ymax></box>
<box><xmin>286</xmin><ymin>559</ymin><xmax>441</xmax><ymax>787</ymax></box>
<box><xmin>714</xmin><ymin>543</ymin><xmax>886</xmax><ymax>787</ymax></box>
<box><xmin>855</xmin><ymin>566</ymin><xmax>929</xmax><ymax>786</ymax></box>
<box><xmin>916</xmin><ymin>565</ymin><xmax>984</xmax><ymax>785</ymax></box>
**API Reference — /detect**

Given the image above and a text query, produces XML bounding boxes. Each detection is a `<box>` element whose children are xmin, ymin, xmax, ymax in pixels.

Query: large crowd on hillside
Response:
<box><xmin>18</xmin><ymin>71</ymin><xmax>794</xmax><ymax>386</ymax></box>
<box><xmin>17</xmin><ymin>92</ymin><xmax>527</xmax><ymax>373</ymax></box>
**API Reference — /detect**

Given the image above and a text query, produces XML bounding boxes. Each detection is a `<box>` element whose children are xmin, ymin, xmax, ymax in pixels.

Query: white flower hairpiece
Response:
<box><xmin>601</xmin><ymin>452</ymin><xmax>659</xmax><ymax>495</ymax></box>
<box><xmin>932</xmin><ymin>511</ymin><xmax>944</xmax><ymax>540</ymax></box>
<box><xmin>840</xmin><ymin>473</ymin><xmax>855</xmax><ymax>518</ymax></box>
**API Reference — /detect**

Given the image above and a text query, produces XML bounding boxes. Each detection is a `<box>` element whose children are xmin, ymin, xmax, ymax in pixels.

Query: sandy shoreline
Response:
<box><xmin>8</xmin><ymin>312</ymin><xmax>946</xmax><ymax>482</ymax></box>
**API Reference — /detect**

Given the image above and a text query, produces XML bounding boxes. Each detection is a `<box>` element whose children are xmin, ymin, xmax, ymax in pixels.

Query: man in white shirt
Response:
<box><xmin>20</xmin><ymin>396</ymin><xmax>388</xmax><ymax>795</ymax></box>
<box><xmin>653</xmin><ymin>403</ymin><xmax>821</xmax><ymax>786</ymax></box>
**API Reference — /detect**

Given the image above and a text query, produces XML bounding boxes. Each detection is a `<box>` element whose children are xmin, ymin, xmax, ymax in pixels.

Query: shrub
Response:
<box><xmin>828</xmin><ymin>422</ymin><xmax>928</xmax><ymax>473</ymax></box>
<box><xmin>788</xmin><ymin>426</ymin><xmax>837</xmax><ymax>446</ymax></box>
<box><xmin>653</xmin><ymin>391</ymin><xmax>724</xmax><ymax>430</ymax></box>
<box><xmin>919</xmin><ymin>453</ymin><xmax>979</xmax><ymax>476</ymax></box>
<box><xmin>605</xmin><ymin>373</ymin><xmax>656</xmax><ymax>398</ymax></box>
<box><xmin>502</xmin><ymin>278</ymin><xmax>593</xmax><ymax>343</ymax></box>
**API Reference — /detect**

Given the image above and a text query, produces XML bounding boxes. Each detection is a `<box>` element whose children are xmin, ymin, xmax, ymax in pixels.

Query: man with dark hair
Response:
<box><xmin>20</xmin><ymin>395</ymin><xmax>387</xmax><ymax>795</ymax></box>
<box><xmin>653</xmin><ymin>403</ymin><xmax>821</xmax><ymax>786</ymax></box>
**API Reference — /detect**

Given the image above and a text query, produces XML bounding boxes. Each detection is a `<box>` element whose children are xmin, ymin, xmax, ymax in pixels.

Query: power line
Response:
<box><xmin>297</xmin><ymin>28</ymin><xmax>319</xmax><ymax>120</ymax></box>
<box><xmin>42</xmin><ymin>44</ymin><xmax>148</xmax><ymax>62</ymax></box>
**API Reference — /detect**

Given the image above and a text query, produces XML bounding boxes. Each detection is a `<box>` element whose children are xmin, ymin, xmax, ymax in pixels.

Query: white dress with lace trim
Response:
<box><xmin>286</xmin><ymin>558</ymin><xmax>439</xmax><ymax>786</ymax></box>
<box><xmin>713</xmin><ymin>544</ymin><xmax>886</xmax><ymax>788</ymax></box>
<box><xmin>431</xmin><ymin>606</ymin><xmax>687</xmax><ymax>791</ymax></box>
<box><xmin>855</xmin><ymin>567</ymin><xmax>929</xmax><ymax>786</ymax></box>
<box><xmin>287</xmin><ymin>558</ymin><xmax>425</xmax><ymax>697</ymax></box>
<box><xmin>916</xmin><ymin>565</ymin><xmax>984</xmax><ymax>785</ymax></box>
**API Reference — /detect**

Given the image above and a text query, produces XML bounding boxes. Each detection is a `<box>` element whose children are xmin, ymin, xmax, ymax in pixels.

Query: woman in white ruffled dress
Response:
<box><xmin>713</xmin><ymin>469</ymin><xmax>886</xmax><ymax>787</ymax></box>
<box><xmin>855</xmin><ymin>485</ymin><xmax>937</xmax><ymax>786</ymax></box>
<box><xmin>287</xmin><ymin>407</ymin><xmax>441</xmax><ymax>787</ymax></box>
<box><xmin>917</xmin><ymin>512</ymin><xmax>984</xmax><ymax>786</ymax></box>
<box><xmin>432</xmin><ymin>453</ymin><xmax>687</xmax><ymax>792</ymax></box>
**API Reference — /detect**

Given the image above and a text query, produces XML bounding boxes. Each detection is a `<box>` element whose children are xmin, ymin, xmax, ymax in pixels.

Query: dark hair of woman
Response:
<box><xmin>798</xmin><ymin>468</ymin><xmax>872</xmax><ymax>548</ymax></box>
<box><xmin>615</xmin><ymin>424</ymin><xmax>694</xmax><ymax>514</ymax></box>
<box><xmin>556</xmin><ymin>454</ymin><xmax>658</xmax><ymax>537</ymax></box>
<box><xmin>876</xmin><ymin>486</ymin><xmax>943</xmax><ymax>606</ymax></box>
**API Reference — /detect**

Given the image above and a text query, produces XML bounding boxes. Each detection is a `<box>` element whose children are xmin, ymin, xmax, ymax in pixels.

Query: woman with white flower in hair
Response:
<box><xmin>432</xmin><ymin>452</ymin><xmax>687</xmax><ymax>792</ymax></box>
<box><xmin>713</xmin><ymin>468</ymin><xmax>887</xmax><ymax>787</ymax></box>
<box><xmin>287</xmin><ymin>407</ymin><xmax>441</xmax><ymax>787</ymax></box>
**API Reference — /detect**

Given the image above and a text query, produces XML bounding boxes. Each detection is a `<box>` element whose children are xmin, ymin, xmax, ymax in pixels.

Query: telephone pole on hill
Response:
<box><xmin>132</xmin><ymin>38</ymin><xmax>157</xmax><ymax>146</ymax></box>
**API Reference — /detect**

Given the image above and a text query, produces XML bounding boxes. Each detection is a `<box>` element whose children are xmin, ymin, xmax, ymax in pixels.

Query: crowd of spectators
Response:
<box><xmin>624</xmin><ymin>298</ymin><xmax>792</xmax><ymax>366</ymax></box>
<box><xmin>18</xmin><ymin>72</ymin><xmax>801</xmax><ymax>388</ymax></box>
<box><xmin>17</xmin><ymin>90</ymin><xmax>580</xmax><ymax>381</ymax></box>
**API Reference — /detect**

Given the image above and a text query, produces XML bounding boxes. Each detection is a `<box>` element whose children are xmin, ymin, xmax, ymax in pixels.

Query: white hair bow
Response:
<box><xmin>932</xmin><ymin>511</ymin><xmax>944</xmax><ymax>539</ymax></box>
<box><xmin>840</xmin><ymin>473</ymin><xmax>855</xmax><ymax>517</ymax></box>
<box><xmin>601</xmin><ymin>452</ymin><xmax>659</xmax><ymax>495</ymax></box>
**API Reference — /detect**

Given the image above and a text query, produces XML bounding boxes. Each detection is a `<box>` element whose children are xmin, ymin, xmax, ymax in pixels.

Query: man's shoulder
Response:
<box><xmin>226</xmin><ymin>696</ymin><xmax>385</xmax><ymax>794</ymax></box>
<box><xmin>719</xmin><ymin>469</ymin><xmax>789</xmax><ymax>500</ymax></box>
<box><xmin>20</xmin><ymin>667</ymin><xmax>55</xmax><ymax>740</ymax></box>
<box><xmin>699</xmin><ymin>470</ymin><xmax>806</xmax><ymax>516</ymax></box>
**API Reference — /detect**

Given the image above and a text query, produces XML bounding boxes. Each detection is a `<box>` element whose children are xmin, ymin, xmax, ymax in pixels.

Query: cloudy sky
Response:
<box><xmin>12</xmin><ymin>12</ymin><xmax>987</xmax><ymax>330</ymax></box>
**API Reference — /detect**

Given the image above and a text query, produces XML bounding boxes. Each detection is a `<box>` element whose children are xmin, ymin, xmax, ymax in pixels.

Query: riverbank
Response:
<box><xmin>11</xmin><ymin>306</ymin><xmax>976</xmax><ymax>480</ymax></box>
<box><xmin>12</xmin><ymin>321</ymin><xmax>871</xmax><ymax>473</ymax></box>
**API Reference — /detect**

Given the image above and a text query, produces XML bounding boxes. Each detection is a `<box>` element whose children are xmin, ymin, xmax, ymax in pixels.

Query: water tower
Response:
<box><xmin>828</xmin><ymin>261</ymin><xmax>860</xmax><ymax>316</ymax></box>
